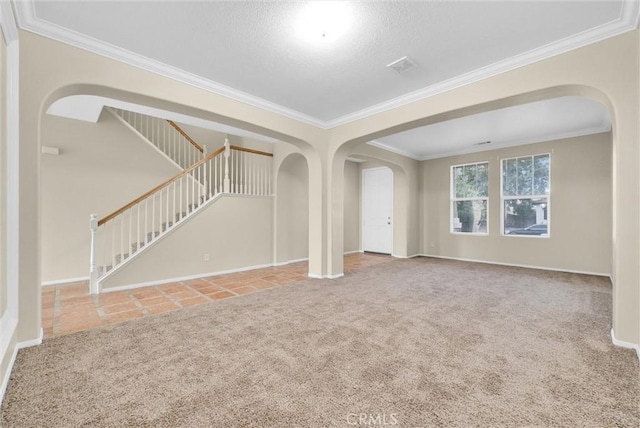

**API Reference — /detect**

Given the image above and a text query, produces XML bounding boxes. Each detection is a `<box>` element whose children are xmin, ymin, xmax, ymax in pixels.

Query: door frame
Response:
<box><xmin>361</xmin><ymin>166</ymin><xmax>394</xmax><ymax>255</ymax></box>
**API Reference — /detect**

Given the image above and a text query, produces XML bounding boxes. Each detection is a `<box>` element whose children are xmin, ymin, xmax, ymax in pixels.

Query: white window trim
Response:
<box><xmin>500</xmin><ymin>153</ymin><xmax>551</xmax><ymax>239</ymax></box>
<box><xmin>450</xmin><ymin>161</ymin><xmax>489</xmax><ymax>236</ymax></box>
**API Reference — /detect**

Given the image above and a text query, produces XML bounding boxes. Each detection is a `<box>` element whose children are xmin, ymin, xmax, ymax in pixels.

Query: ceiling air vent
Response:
<box><xmin>474</xmin><ymin>140</ymin><xmax>492</xmax><ymax>146</ymax></box>
<box><xmin>386</xmin><ymin>56</ymin><xmax>417</xmax><ymax>74</ymax></box>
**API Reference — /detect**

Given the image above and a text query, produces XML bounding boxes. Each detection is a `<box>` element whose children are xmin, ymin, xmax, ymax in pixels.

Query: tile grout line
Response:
<box><xmin>128</xmin><ymin>291</ymin><xmax>149</xmax><ymax>315</ymax></box>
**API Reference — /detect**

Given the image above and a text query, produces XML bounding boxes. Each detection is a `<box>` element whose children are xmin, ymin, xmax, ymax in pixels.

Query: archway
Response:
<box><xmin>326</xmin><ymin>89</ymin><xmax>623</xmax><ymax>341</ymax></box>
<box><xmin>274</xmin><ymin>152</ymin><xmax>309</xmax><ymax>265</ymax></box>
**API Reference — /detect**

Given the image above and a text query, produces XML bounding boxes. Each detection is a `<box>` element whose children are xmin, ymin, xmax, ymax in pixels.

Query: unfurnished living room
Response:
<box><xmin>1</xmin><ymin>1</ymin><xmax>639</xmax><ymax>426</ymax></box>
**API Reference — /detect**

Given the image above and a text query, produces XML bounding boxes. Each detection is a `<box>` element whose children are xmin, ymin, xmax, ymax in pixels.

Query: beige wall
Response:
<box><xmin>41</xmin><ymin>112</ymin><xmax>181</xmax><ymax>282</ymax></box>
<box><xmin>275</xmin><ymin>153</ymin><xmax>309</xmax><ymax>264</ymax></box>
<box><xmin>101</xmin><ymin>195</ymin><xmax>273</xmax><ymax>289</ymax></box>
<box><xmin>174</xmin><ymin>123</ymin><xmax>275</xmax><ymax>155</ymax></box>
<box><xmin>343</xmin><ymin>160</ymin><xmax>360</xmax><ymax>253</ymax></box>
<box><xmin>421</xmin><ymin>132</ymin><xmax>612</xmax><ymax>274</ymax></box>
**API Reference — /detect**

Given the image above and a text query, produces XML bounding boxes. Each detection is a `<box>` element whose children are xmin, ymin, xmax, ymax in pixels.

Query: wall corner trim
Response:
<box><xmin>610</xmin><ymin>329</ymin><xmax>640</xmax><ymax>361</ymax></box>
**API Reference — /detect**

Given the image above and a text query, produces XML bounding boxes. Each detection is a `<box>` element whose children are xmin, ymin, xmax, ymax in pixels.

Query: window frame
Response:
<box><xmin>500</xmin><ymin>153</ymin><xmax>551</xmax><ymax>239</ymax></box>
<box><xmin>450</xmin><ymin>161</ymin><xmax>489</xmax><ymax>236</ymax></box>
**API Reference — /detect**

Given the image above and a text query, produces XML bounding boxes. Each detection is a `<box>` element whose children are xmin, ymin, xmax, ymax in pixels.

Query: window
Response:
<box><xmin>451</xmin><ymin>162</ymin><xmax>488</xmax><ymax>234</ymax></box>
<box><xmin>501</xmin><ymin>154</ymin><xmax>550</xmax><ymax>237</ymax></box>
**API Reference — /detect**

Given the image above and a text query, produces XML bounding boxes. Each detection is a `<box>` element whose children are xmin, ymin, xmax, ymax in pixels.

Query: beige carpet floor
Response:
<box><xmin>2</xmin><ymin>257</ymin><xmax>639</xmax><ymax>427</ymax></box>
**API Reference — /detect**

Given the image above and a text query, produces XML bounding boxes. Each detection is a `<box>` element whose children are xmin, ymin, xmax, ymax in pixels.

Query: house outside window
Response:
<box><xmin>501</xmin><ymin>153</ymin><xmax>550</xmax><ymax>237</ymax></box>
<box><xmin>451</xmin><ymin>162</ymin><xmax>488</xmax><ymax>234</ymax></box>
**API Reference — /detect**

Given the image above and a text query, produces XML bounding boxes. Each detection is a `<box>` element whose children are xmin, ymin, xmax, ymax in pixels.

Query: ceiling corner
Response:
<box><xmin>621</xmin><ymin>0</ymin><xmax>640</xmax><ymax>29</ymax></box>
<box><xmin>367</xmin><ymin>140</ymin><xmax>421</xmax><ymax>161</ymax></box>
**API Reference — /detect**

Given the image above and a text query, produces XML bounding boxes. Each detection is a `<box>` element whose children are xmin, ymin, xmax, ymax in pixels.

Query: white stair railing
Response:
<box><xmin>109</xmin><ymin>107</ymin><xmax>204</xmax><ymax>169</ymax></box>
<box><xmin>89</xmin><ymin>141</ymin><xmax>273</xmax><ymax>294</ymax></box>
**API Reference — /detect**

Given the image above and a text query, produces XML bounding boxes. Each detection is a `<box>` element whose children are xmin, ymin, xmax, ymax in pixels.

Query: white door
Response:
<box><xmin>362</xmin><ymin>167</ymin><xmax>393</xmax><ymax>254</ymax></box>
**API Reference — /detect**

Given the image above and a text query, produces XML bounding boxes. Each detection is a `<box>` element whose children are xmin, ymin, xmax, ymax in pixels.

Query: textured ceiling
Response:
<box><xmin>31</xmin><ymin>1</ymin><xmax>624</xmax><ymax>123</ymax></box>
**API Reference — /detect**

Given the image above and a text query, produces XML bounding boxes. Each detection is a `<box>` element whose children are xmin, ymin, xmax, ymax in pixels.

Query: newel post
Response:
<box><xmin>89</xmin><ymin>214</ymin><xmax>99</xmax><ymax>295</ymax></box>
<box><xmin>223</xmin><ymin>137</ymin><xmax>231</xmax><ymax>193</ymax></box>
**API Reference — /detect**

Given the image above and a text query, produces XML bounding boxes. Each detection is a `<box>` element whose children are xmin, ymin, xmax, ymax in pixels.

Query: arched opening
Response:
<box><xmin>328</xmin><ymin>90</ymin><xmax>616</xmax><ymax>323</ymax></box>
<box><xmin>37</xmin><ymin>85</ymin><xmax>325</xmax><ymax>335</ymax></box>
<box><xmin>274</xmin><ymin>153</ymin><xmax>309</xmax><ymax>265</ymax></box>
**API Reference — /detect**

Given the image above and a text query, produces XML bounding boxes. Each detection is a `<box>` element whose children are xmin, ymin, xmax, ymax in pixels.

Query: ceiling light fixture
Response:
<box><xmin>297</xmin><ymin>1</ymin><xmax>351</xmax><ymax>43</ymax></box>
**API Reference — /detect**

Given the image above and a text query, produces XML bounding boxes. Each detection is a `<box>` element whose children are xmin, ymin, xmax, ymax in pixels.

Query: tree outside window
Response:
<box><xmin>451</xmin><ymin>162</ymin><xmax>488</xmax><ymax>234</ymax></box>
<box><xmin>501</xmin><ymin>154</ymin><xmax>550</xmax><ymax>237</ymax></box>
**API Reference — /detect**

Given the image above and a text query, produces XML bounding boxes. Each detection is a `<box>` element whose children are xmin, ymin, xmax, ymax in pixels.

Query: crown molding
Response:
<box><xmin>325</xmin><ymin>0</ymin><xmax>640</xmax><ymax>128</ymax></box>
<box><xmin>415</xmin><ymin>124</ymin><xmax>612</xmax><ymax>162</ymax></box>
<box><xmin>12</xmin><ymin>0</ymin><xmax>326</xmax><ymax>129</ymax></box>
<box><xmin>11</xmin><ymin>0</ymin><xmax>640</xmax><ymax>131</ymax></box>
<box><xmin>366</xmin><ymin>140</ymin><xmax>421</xmax><ymax>161</ymax></box>
<box><xmin>0</xmin><ymin>1</ymin><xmax>18</xmax><ymax>44</ymax></box>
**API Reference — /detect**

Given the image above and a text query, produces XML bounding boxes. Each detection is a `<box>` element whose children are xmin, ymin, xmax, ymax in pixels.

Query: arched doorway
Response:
<box><xmin>274</xmin><ymin>152</ymin><xmax>309</xmax><ymax>265</ymax></box>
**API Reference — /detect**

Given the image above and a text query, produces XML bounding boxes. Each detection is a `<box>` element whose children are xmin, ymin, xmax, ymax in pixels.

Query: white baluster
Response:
<box><xmin>223</xmin><ymin>138</ymin><xmax>231</xmax><ymax>193</ymax></box>
<box><xmin>203</xmin><ymin>146</ymin><xmax>209</xmax><ymax>199</ymax></box>
<box><xmin>173</xmin><ymin>181</ymin><xmax>177</xmax><ymax>225</ymax></box>
<box><xmin>89</xmin><ymin>214</ymin><xmax>99</xmax><ymax>294</ymax></box>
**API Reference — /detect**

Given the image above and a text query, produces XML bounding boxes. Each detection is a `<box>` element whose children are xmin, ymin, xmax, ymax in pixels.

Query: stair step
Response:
<box><xmin>175</xmin><ymin>212</ymin><xmax>187</xmax><ymax>222</ymax></box>
<box><xmin>97</xmin><ymin>265</ymin><xmax>113</xmax><ymax>276</ymax></box>
<box><xmin>131</xmin><ymin>241</ymin><xmax>146</xmax><ymax>252</ymax></box>
<box><xmin>115</xmin><ymin>253</ymin><xmax>130</xmax><ymax>264</ymax></box>
<box><xmin>147</xmin><ymin>231</ymin><xmax>161</xmax><ymax>241</ymax></box>
<box><xmin>162</xmin><ymin>221</ymin><xmax>173</xmax><ymax>231</ymax></box>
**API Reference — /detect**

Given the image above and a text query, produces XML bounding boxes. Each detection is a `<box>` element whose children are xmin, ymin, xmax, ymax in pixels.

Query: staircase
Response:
<box><xmin>108</xmin><ymin>107</ymin><xmax>204</xmax><ymax>170</ymax></box>
<box><xmin>89</xmin><ymin>132</ymin><xmax>273</xmax><ymax>294</ymax></box>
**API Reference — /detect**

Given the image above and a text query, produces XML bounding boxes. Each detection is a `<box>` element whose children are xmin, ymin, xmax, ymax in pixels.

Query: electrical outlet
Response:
<box><xmin>204</xmin><ymin>253</ymin><xmax>210</xmax><ymax>262</ymax></box>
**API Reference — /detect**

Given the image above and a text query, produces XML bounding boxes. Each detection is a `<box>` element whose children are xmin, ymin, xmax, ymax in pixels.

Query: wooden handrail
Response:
<box><xmin>230</xmin><ymin>145</ymin><xmax>273</xmax><ymax>157</ymax></box>
<box><xmin>98</xmin><ymin>146</ymin><xmax>225</xmax><ymax>226</ymax></box>
<box><xmin>166</xmin><ymin>120</ymin><xmax>204</xmax><ymax>154</ymax></box>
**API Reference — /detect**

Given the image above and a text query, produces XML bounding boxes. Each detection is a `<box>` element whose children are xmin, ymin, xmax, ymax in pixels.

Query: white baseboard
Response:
<box><xmin>17</xmin><ymin>329</ymin><xmax>43</xmax><ymax>349</ymax></box>
<box><xmin>275</xmin><ymin>251</ymin><xmax>360</xmax><ymax>267</ymax></box>
<box><xmin>101</xmin><ymin>263</ymin><xmax>274</xmax><ymax>293</ymax></box>
<box><xmin>1</xmin><ymin>327</ymin><xmax>42</xmax><ymax>406</ymax></box>
<box><xmin>327</xmin><ymin>273</ymin><xmax>344</xmax><ymax>279</ymax></box>
<box><xmin>392</xmin><ymin>253</ymin><xmax>421</xmax><ymax>259</ymax></box>
<box><xmin>41</xmin><ymin>276</ymin><xmax>90</xmax><ymax>287</ymax></box>
<box><xmin>417</xmin><ymin>254</ymin><xmax>610</xmax><ymax>277</ymax></box>
<box><xmin>307</xmin><ymin>273</ymin><xmax>323</xmax><ymax>279</ymax></box>
<box><xmin>0</xmin><ymin>345</ymin><xmax>17</xmax><ymax>406</ymax></box>
<box><xmin>273</xmin><ymin>257</ymin><xmax>308</xmax><ymax>267</ymax></box>
<box><xmin>343</xmin><ymin>250</ymin><xmax>362</xmax><ymax>255</ymax></box>
<box><xmin>611</xmin><ymin>329</ymin><xmax>640</xmax><ymax>361</ymax></box>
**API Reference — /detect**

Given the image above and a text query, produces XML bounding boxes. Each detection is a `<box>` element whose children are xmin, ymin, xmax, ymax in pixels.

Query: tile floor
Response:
<box><xmin>42</xmin><ymin>253</ymin><xmax>392</xmax><ymax>338</ymax></box>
